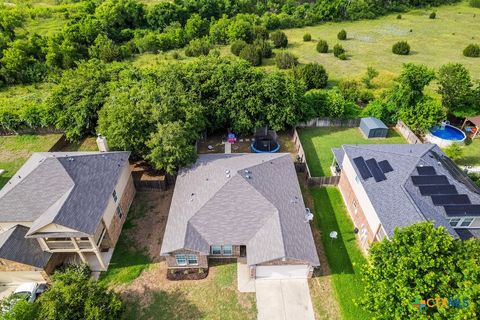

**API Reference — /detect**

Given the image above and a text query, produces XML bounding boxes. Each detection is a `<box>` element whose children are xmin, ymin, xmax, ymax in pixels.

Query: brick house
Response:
<box><xmin>161</xmin><ymin>153</ymin><xmax>320</xmax><ymax>279</ymax></box>
<box><xmin>0</xmin><ymin>152</ymin><xmax>135</xmax><ymax>283</ymax></box>
<box><xmin>332</xmin><ymin>144</ymin><xmax>480</xmax><ymax>252</ymax></box>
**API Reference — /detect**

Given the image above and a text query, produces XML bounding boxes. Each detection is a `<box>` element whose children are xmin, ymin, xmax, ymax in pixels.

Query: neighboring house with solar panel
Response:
<box><xmin>0</xmin><ymin>152</ymin><xmax>135</xmax><ymax>284</ymax></box>
<box><xmin>332</xmin><ymin>144</ymin><xmax>480</xmax><ymax>251</ymax></box>
<box><xmin>161</xmin><ymin>153</ymin><xmax>320</xmax><ymax>280</ymax></box>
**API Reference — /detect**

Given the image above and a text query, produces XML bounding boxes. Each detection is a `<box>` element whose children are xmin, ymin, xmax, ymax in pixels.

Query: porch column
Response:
<box><xmin>70</xmin><ymin>237</ymin><xmax>87</xmax><ymax>263</ymax></box>
<box><xmin>89</xmin><ymin>237</ymin><xmax>106</xmax><ymax>270</ymax></box>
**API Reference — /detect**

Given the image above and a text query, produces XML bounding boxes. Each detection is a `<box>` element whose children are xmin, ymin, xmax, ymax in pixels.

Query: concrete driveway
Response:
<box><xmin>255</xmin><ymin>279</ymin><xmax>315</xmax><ymax>320</ymax></box>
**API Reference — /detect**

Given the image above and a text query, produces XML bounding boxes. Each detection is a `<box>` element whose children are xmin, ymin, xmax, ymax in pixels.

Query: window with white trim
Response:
<box><xmin>449</xmin><ymin>218</ymin><xmax>461</xmax><ymax>227</ymax></box>
<box><xmin>211</xmin><ymin>245</ymin><xmax>221</xmax><ymax>255</ymax></box>
<box><xmin>188</xmin><ymin>255</ymin><xmax>198</xmax><ymax>265</ymax></box>
<box><xmin>112</xmin><ymin>190</ymin><xmax>118</xmax><ymax>203</ymax></box>
<box><xmin>223</xmin><ymin>245</ymin><xmax>233</xmax><ymax>255</ymax></box>
<box><xmin>116</xmin><ymin>206</ymin><xmax>123</xmax><ymax>219</ymax></box>
<box><xmin>175</xmin><ymin>254</ymin><xmax>187</xmax><ymax>266</ymax></box>
<box><xmin>460</xmin><ymin>218</ymin><xmax>474</xmax><ymax>227</ymax></box>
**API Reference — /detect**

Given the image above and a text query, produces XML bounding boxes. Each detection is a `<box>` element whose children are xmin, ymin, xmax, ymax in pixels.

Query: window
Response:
<box><xmin>211</xmin><ymin>245</ymin><xmax>221</xmax><ymax>255</ymax></box>
<box><xmin>188</xmin><ymin>255</ymin><xmax>198</xmax><ymax>265</ymax></box>
<box><xmin>112</xmin><ymin>190</ymin><xmax>118</xmax><ymax>203</ymax></box>
<box><xmin>116</xmin><ymin>206</ymin><xmax>123</xmax><ymax>219</ymax></box>
<box><xmin>460</xmin><ymin>218</ymin><xmax>474</xmax><ymax>227</ymax></box>
<box><xmin>449</xmin><ymin>218</ymin><xmax>461</xmax><ymax>227</ymax></box>
<box><xmin>176</xmin><ymin>254</ymin><xmax>187</xmax><ymax>266</ymax></box>
<box><xmin>223</xmin><ymin>245</ymin><xmax>233</xmax><ymax>255</ymax></box>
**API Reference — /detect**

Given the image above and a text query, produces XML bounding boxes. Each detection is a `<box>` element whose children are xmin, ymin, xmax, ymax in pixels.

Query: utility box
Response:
<box><xmin>96</xmin><ymin>135</ymin><xmax>109</xmax><ymax>152</ymax></box>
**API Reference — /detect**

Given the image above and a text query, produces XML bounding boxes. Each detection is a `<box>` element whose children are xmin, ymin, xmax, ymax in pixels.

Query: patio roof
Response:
<box><xmin>466</xmin><ymin>115</ymin><xmax>480</xmax><ymax>127</ymax></box>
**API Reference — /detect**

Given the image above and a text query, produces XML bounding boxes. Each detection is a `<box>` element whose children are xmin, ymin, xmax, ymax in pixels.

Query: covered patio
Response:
<box><xmin>461</xmin><ymin>115</ymin><xmax>480</xmax><ymax>139</ymax></box>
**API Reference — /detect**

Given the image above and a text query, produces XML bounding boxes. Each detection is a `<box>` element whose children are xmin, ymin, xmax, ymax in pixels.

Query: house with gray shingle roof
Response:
<box><xmin>332</xmin><ymin>144</ymin><xmax>480</xmax><ymax>251</ymax></box>
<box><xmin>0</xmin><ymin>152</ymin><xmax>135</xmax><ymax>283</ymax></box>
<box><xmin>161</xmin><ymin>153</ymin><xmax>319</xmax><ymax>279</ymax></box>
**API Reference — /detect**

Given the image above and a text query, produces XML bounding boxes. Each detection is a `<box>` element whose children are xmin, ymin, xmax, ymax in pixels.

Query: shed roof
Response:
<box><xmin>466</xmin><ymin>115</ymin><xmax>480</xmax><ymax>127</ymax></box>
<box><xmin>361</xmin><ymin>117</ymin><xmax>388</xmax><ymax>130</ymax></box>
<box><xmin>160</xmin><ymin>153</ymin><xmax>320</xmax><ymax>267</ymax></box>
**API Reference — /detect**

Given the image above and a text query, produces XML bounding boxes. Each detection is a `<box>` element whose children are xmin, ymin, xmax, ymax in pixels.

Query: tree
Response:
<box><xmin>337</xmin><ymin>29</ymin><xmax>347</xmax><ymax>40</ymax></box>
<box><xmin>392</xmin><ymin>41</ymin><xmax>410</xmax><ymax>55</ymax></box>
<box><xmin>316</xmin><ymin>40</ymin><xmax>328</xmax><ymax>53</ymax></box>
<box><xmin>209</xmin><ymin>15</ymin><xmax>230</xmax><ymax>44</ymax></box>
<box><xmin>88</xmin><ymin>34</ymin><xmax>123</xmax><ymax>62</ymax></box>
<box><xmin>390</xmin><ymin>63</ymin><xmax>436</xmax><ymax>109</ymax></box>
<box><xmin>361</xmin><ymin>222</ymin><xmax>480</xmax><ymax>319</ymax></box>
<box><xmin>270</xmin><ymin>30</ymin><xmax>288</xmax><ymax>48</ymax></box>
<box><xmin>184</xmin><ymin>13</ymin><xmax>209</xmax><ymax>41</ymax></box>
<box><xmin>298</xmin><ymin>63</ymin><xmax>328</xmax><ymax>89</ymax></box>
<box><xmin>38</xmin><ymin>265</ymin><xmax>123</xmax><ymax>320</ymax></box>
<box><xmin>146</xmin><ymin>2</ymin><xmax>186</xmax><ymax>30</ymax></box>
<box><xmin>0</xmin><ymin>298</ymin><xmax>39</xmax><ymax>320</ymax></box>
<box><xmin>398</xmin><ymin>97</ymin><xmax>446</xmax><ymax>132</ymax></box>
<box><xmin>227</xmin><ymin>17</ymin><xmax>254</xmax><ymax>43</ymax></box>
<box><xmin>437</xmin><ymin>63</ymin><xmax>478</xmax><ymax>117</ymax></box>
<box><xmin>146</xmin><ymin>121</ymin><xmax>197</xmax><ymax>174</ymax></box>
<box><xmin>239</xmin><ymin>44</ymin><xmax>262</xmax><ymax>66</ymax></box>
<box><xmin>444</xmin><ymin>143</ymin><xmax>463</xmax><ymax>161</ymax></box>
<box><xmin>230</xmin><ymin>39</ymin><xmax>247</xmax><ymax>56</ymax></box>
<box><xmin>95</xmin><ymin>0</ymin><xmax>146</xmax><ymax>41</ymax></box>
<box><xmin>254</xmin><ymin>39</ymin><xmax>272</xmax><ymax>58</ymax></box>
<box><xmin>362</xmin><ymin>66</ymin><xmax>379</xmax><ymax>89</ymax></box>
<box><xmin>275</xmin><ymin>51</ymin><xmax>297</xmax><ymax>69</ymax></box>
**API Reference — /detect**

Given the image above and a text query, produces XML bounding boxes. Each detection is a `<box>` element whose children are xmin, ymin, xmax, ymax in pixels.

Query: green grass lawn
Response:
<box><xmin>0</xmin><ymin>134</ymin><xmax>63</xmax><ymax>188</ymax></box>
<box><xmin>310</xmin><ymin>187</ymin><xmax>370</xmax><ymax>320</ymax></box>
<box><xmin>298</xmin><ymin>127</ymin><xmax>406</xmax><ymax>176</ymax></box>
<box><xmin>455</xmin><ymin>138</ymin><xmax>480</xmax><ymax>168</ymax></box>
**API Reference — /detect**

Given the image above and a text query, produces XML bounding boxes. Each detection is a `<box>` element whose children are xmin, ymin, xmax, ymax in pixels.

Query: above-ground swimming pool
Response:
<box><xmin>425</xmin><ymin>124</ymin><xmax>466</xmax><ymax>147</ymax></box>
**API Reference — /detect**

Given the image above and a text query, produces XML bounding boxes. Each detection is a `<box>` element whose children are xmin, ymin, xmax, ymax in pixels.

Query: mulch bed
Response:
<box><xmin>167</xmin><ymin>268</ymin><xmax>209</xmax><ymax>281</ymax></box>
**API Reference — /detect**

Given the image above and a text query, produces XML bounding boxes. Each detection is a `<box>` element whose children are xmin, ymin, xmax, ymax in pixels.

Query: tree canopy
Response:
<box><xmin>361</xmin><ymin>222</ymin><xmax>480</xmax><ymax>320</ymax></box>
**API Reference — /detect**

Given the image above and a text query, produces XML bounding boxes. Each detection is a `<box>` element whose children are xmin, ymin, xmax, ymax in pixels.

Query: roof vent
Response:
<box><xmin>246</xmin><ymin>175</ymin><xmax>251</xmax><ymax>179</ymax></box>
<box><xmin>244</xmin><ymin>169</ymin><xmax>250</xmax><ymax>174</ymax></box>
<box><xmin>226</xmin><ymin>174</ymin><xmax>230</xmax><ymax>178</ymax></box>
<box><xmin>225</xmin><ymin>170</ymin><xmax>230</xmax><ymax>174</ymax></box>
<box><xmin>68</xmin><ymin>157</ymin><xmax>74</xmax><ymax>161</ymax></box>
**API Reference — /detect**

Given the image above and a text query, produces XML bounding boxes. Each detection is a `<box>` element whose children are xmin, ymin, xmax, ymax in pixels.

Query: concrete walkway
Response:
<box><xmin>237</xmin><ymin>260</ymin><xmax>255</xmax><ymax>293</ymax></box>
<box><xmin>255</xmin><ymin>279</ymin><xmax>315</xmax><ymax>320</ymax></box>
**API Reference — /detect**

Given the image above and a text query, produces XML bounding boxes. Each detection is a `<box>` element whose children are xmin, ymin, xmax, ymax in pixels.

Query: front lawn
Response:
<box><xmin>298</xmin><ymin>127</ymin><xmax>406</xmax><ymax>176</ymax></box>
<box><xmin>310</xmin><ymin>187</ymin><xmax>370</xmax><ymax>320</ymax></box>
<box><xmin>0</xmin><ymin>134</ymin><xmax>63</xmax><ymax>188</ymax></box>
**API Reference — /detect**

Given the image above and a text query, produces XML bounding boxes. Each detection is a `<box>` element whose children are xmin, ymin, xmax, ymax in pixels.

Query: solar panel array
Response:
<box><xmin>352</xmin><ymin>157</ymin><xmax>393</xmax><ymax>183</ymax></box>
<box><xmin>411</xmin><ymin>166</ymin><xmax>480</xmax><ymax>217</ymax></box>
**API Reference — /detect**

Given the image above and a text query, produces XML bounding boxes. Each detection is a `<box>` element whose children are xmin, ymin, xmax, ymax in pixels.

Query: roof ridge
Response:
<box><xmin>343</xmin><ymin>144</ymin><xmax>433</xmax><ymax>159</ymax></box>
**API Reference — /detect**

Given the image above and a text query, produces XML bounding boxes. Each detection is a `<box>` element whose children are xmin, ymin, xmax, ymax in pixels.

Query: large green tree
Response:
<box><xmin>437</xmin><ymin>63</ymin><xmax>479</xmax><ymax>117</ymax></box>
<box><xmin>361</xmin><ymin>222</ymin><xmax>480</xmax><ymax>320</ymax></box>
<box><xmin>398</xmin><ymin>97</ymin><xmax>446</xmax><ymax>132</ymax></box>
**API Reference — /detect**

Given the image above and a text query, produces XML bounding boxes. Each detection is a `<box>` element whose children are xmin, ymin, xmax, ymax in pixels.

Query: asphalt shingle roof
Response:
<box><xmin>0</xmin><ymin>225</ymin><xmax>51</xmax><ymax>268</ymax></box>
<box><xmin>161</xmin><ymin>153</ymin><xmax>320</xmax><ymax>266</ymax></box>
<box><xmin>0</xmin><ymin>152</ymin><xmax>130</xmax><ymax>236</ymax></box>
<box><xmin>337</xmin><ymin>144</ymin><xmax>480</xmax><ymax>238</ymax></box>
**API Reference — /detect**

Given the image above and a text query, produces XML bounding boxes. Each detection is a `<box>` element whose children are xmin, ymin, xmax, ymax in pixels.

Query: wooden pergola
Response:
<box><xmin>461</xmin><ymin>115</ymin><xmax>480</xmax><ymax>139</ymax></box>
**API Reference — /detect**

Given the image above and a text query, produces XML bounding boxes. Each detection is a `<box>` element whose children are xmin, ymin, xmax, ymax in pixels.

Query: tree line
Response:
<box><xmin>0</xmin><ymin>0</ymin><xmax>461</xmax><ymax>86</ymax></box>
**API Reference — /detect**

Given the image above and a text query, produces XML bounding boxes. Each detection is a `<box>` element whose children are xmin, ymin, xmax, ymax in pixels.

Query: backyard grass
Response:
<box><xmin>298</xmin><ymin>127</ymin><xmax>406</xmax><ymax>176</ymax></box>
<box><xmin>0</xmin><ymin>134</ymin><xmax>62</xmax><ymax>188</ymax></box>
<box><xmin>61</xmin><ymin>136</ymin><xmax>98</xmax><ymax>152</ymax></box>
<box><xmin>310</xmin><ymin>186</ymin><xmax>370</xmax><ymax>320</ymax></box>
<box><xmin>455</xmin><ymin>138</ymin><xmax>480</xmax><ymax>168</ymax></box>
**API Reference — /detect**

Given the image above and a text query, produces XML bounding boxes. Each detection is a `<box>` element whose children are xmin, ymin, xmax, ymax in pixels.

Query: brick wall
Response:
<box><xmin>165</xmin><ymin>249</ymin><xmax>208</xmax><ymax>269</ymax></box>
<box><xmin>338</xmin><ymin>172</ymin><xmax>376</xmax><ymax>250</ymax></box>
<box><xmin>105</xmin><ymin>175</ymin><xmax>136</xmax><ymax>248</ymax></box>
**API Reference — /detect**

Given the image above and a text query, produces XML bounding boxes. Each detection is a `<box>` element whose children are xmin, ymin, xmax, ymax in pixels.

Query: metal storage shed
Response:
<box><xmin>359</xmin><ymin>117</ymin><xmax>388</xmax><ymax>138</ymax></box>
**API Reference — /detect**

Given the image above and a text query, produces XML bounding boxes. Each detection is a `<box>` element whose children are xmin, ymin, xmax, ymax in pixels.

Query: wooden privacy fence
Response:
<box><xmin>307</xmin><ymin>176</ymin><xmax>341</xmax><ymax>187</ymax></box>
<box><xmin>395</xmin><ymin>120</ymin><xmax>422</xmax><ymax>144</ymax></box>
<box><xmin>297</xmin><ymin>117</ymin><xmax>360</xmax><ymax>128</ymax></box>
<box><xmin>293</xmin><ymin>128</ymin><xmax>312</xmax><ymax>179</ymax></box>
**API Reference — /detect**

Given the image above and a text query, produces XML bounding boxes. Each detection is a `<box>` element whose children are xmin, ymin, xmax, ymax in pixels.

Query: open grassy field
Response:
<box><xmin>298</xmin><ymin>127</ymin><xmax>406</xmax><ymax>176</ymax></box>
<box><xmin>0</xmin><ymin>134</ymin><xmax>62</xmax><ymax>188</ymax></box>
<box><xmin>310</xmin><ymin>187</ymin><xmax>370</xmax><ymax>320</ymax></box>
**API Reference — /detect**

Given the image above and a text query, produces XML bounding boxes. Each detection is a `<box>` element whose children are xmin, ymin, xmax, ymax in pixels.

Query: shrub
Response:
<box><xmin>444</xmin><ymin>143</ymin><xmax>463</xmax><ymax>161</ymax></box>
<box><xmin>316</xmin><ymin>40</ymin><xmax>328</xmax><ymax>53</ymax></box>
<box><xmin>299</xmin><ymin>63</ymin><xmax>328</xmax><ymax>89</ymax></box>
<box><xmin>362</xmin><ymin>66</ymin><xmax>379</xmax><ymax>89</ymax></box>
<box><xmin>337</xmin><ymin>29</ymin><xmax>347</xmax><ymax>40</ymax></box>
<box><xmin>303</xmin><ymin>33</ymin><xmax>312</xmax><ymax>42</ymax></box>
<box><xmin>392</xmin><ymin>41</ymin><xmax>410</xmax><ymax>55</ymax></box>
<box><xmin>184</xmin><ymin>38</ymin><xmax>211</xmax><ymax>57</ymax></box>
<box><xmin>333</xmin><ymin>44</ymin><xmax>345</xmax><ymax>57</ymax></box>
<box><xmin>239</xmin><ymin>44</ymin><xmax>262</xmax><ymax>66</ymax></box>
<box><xmin>230</xmin><ymin>40</ymin><xmax>247</xmax><ymax>56</ymax></box>
<box><xmin>253</xmin><ymin>25</ymin><xmax>269</xmax><ymax>40</ymax></box>
<box><xmin>338</xmin><ymin>53</ymin><xmax>347</xmax><ymax>60</ymax></box>
<box><xmin>471</xmin><ymin>0</ymin><xmax>480</xmax><ymax>8</ymax></box>
<box><xmin>270</xmin><ymin>30</ymin><xmax>288</xmax><ymax>48</ymax></box>
<box><xmin>275</xmin><ymin>51</ymin><xmax>297</xmax><ymax>69</ymax></box>
<box><xmin>397</xmin><ymin>14</ymin><xmax>402</xmax><ymax>19</ymax></box>
<box><xmin>463</xmin><ymin>44</ymin><xmax>480</xmax><ymax>57</ymax></box>
<box><xmin>429</xmin><ymin>12</ymin><xmax>436</xmax><ymax>19</ymax></box>
<box><xmin>254</xmin><ymin>39</ymin><xmax>273</xmax><ymax>58</ymax></box>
